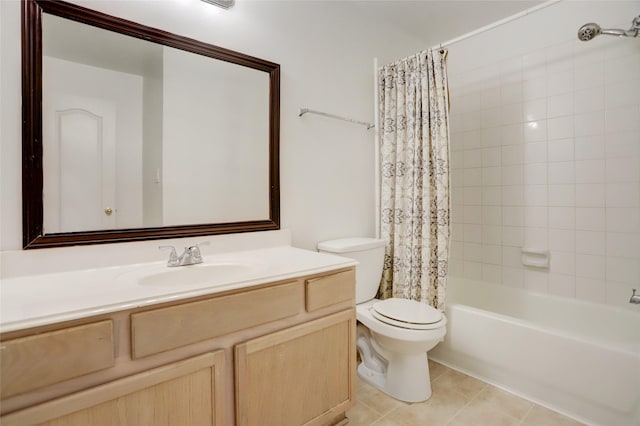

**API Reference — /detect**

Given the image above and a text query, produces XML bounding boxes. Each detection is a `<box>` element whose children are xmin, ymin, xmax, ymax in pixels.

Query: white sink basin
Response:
<box><xmin>131</xmin><ymin>262</ymin><xmax>265</xmax><ymax>287</ymax></box>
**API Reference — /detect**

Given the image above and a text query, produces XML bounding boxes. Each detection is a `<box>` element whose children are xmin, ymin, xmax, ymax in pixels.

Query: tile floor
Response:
<box><xmin>346</xmin><ymin>360</ymin><xmax>586</xmax><ymax>426</ymax></box>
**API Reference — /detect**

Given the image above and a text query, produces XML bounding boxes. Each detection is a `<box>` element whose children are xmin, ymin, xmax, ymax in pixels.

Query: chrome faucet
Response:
<box><xmin>159</xmin><ymin>242</ymin><xmax>209</xmax><ymax>267</ymax></box>
<box><xmin>630</xmin><ymin>289</ymin><xmax>640</xmax><ymax>304</ymax></box>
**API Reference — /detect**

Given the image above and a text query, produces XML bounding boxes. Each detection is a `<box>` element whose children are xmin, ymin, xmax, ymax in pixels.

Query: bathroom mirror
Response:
<box><xmin>22</xmin><ymin>0</ymin><xmax>280</xmax><ymax>249</ymax></box>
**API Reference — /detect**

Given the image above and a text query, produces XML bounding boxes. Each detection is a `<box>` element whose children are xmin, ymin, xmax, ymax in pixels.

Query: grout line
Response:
<box><xmin>517</xmin><ymin>403</ymin><xmax>537</xmax><ymax>426</ymax></box>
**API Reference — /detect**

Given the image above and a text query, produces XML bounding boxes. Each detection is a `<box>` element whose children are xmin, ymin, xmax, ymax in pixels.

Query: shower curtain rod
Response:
<box><xmin>429</xmin><ymin>0</ymin><xmax>561</xmax><ymax>51</ymax></box>
<box><xmin>298</xmin><ymin>108</ymin><xmax>375</xmax><ymax>130</ymax></box>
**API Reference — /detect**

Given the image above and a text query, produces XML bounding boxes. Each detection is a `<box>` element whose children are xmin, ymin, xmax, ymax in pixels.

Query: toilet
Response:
<box><xmin>318</xmin><ymin>237</ymin><xmax>447</xmax><ymax>403</ymax></box>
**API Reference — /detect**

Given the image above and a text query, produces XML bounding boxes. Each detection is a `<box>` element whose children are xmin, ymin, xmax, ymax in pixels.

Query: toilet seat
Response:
<box><xmin>370</xmin><ymin>298</ymin><xmax>443</xmax><ymax>330</ymax></box>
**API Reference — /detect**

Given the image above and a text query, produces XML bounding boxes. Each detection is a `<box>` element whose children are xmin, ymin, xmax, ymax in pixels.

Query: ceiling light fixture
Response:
<box><xmin>201</xmin><ymin>0</ymin><xmax>235</xmax><ymax>9</ymax></box>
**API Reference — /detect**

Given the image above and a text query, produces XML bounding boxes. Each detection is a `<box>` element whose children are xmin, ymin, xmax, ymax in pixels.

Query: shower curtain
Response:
<box><xmin>377</xmin><ymin>49</ymin><xmax>450</xmax><ymax>312</ymax></box>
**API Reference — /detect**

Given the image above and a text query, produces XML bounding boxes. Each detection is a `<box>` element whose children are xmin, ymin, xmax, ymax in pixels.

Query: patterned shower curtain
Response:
<box><xmin>377</xmin><ymin>49</ymin><xmax>450</xmax><ymax>312</ymax></box>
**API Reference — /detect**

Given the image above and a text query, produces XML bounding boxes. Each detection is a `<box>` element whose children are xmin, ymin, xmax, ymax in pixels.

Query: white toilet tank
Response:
<box><xmin>317</xmin><ymin>237</ymin><xmax>386</xmax><ymax>304</ymax></box>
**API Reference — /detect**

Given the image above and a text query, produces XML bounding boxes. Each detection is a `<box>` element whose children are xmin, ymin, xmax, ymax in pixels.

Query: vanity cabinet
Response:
<box><xmin>0</xmin><ymin>351</ymin><xmax>226</xmax><ymax>426</ymax></box>
<box><xmin>0</xmin><ymin>267</ymin><xmax>356</xmax><ymax>426</ymax></box>
<box><xmin>235</xmin><ymin>310</ymin><xmax>355</xmax><ymax>426</ymax></box>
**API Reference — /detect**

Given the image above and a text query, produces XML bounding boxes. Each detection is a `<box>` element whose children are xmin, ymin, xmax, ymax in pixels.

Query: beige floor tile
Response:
<box><xmin>450</xmin><ymin>397</ymin><xmax>520</xmax><ymax>426</ymax></box>
<box><xmin>346</xmin><ymin>402</ymin><xmax>384</xmax><ymax>426</ymax></box>
<box><xmin>522</xmin><ymin>405</ymin><xmax>586</xmax><ymax>426</ymax></box>
<box><xmin>356</xmin><ymin>379</ymin><xmax>408</xmax><ymax>416</ymax></box>
<box><xmin>431</xmin><ymin>368</ymin><xmax>487</xmax><ymax>400</ymax></box>
<box><xmin>428</xmin><ymin>359</ymin><xmax>449</xmax><ymax>381</ymax></box>
<box><xmin>472</xmin><ymin>385</ymin><xmax>534</xmax><ymax>420</ymax></box>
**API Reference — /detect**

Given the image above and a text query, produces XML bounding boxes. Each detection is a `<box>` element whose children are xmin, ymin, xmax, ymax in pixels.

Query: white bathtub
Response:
<box><xmin>430</xmin><ymin>277</ymin><xmax>640</xmax><ymax>426</ymax></box>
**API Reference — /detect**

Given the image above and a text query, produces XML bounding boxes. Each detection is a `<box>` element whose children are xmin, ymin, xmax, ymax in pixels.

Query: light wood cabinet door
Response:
<box><xmin>0</xmin><ymin>351</ymin><xmax>226</xmax><ymax>426</ymax></box>
<box><xmin>235</xmin><ymin>309</ymin><xmax>356</xmax><ymax>426</ymax></box>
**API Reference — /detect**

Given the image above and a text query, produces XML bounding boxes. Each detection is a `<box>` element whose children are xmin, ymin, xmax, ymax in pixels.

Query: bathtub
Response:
<box><xmin>430</xmin><ymin>277</ymin><xmax>640</xmax><ymax>426</ymax></box>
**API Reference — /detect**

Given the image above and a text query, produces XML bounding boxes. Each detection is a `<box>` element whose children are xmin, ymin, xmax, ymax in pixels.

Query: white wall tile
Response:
<box><xmin>524</xmin><ymin>269</ymin><xmax>548</xmax><ymax>293</ymax></box>
<box><xmin>606</xmin><ymin>208</ymin><xmax>640</xmax><ymax>233</ymax></box>
<box><xmin>574</xmin><ymin>86</ymin><xmax>604</xmax><ymax>114</ymax></box>
<box><xmin>482</xmin><ymin>264</ymin><xmax>503</xmax><ymax>283</ymax></box>
<box><xmin>574</xmin><ymin>135</ymin><xmax>604</xmax><ymax>160</ymax></box>
<box><xmin>549</xmin><ymin>274</ymin><xmax>576</xmax><ymax>297</ymax></box>
<box><xmin>549</xmin><ymin>229</ymin><xmax>575</xmax><ymax>252</ymax></box>
<box><xmin>547</xmin><ymin>138</ymin><xmax>574</xmax><ymax>162</ymax></box>
<box><xmin>481</xmin><ymin>127</ymin><xmax>501</xmax><ymax>147</ymax></box>
<box><xmin>523</xmin><ymin>121</ymin><xmax>546</xmax><ymax>142</ymax></box>
<box><xmin>482</xmin><ymin>167</ymin><xmax>502</xmax><ymax>186</ymax></box>
<box><xmin>482</xmin><ymin>107</ymin><xmax>502</xmax><ymax>128</ymax></box>
<box><xmin>605</xmin><ymin>106</ymin><xmax>640</xmax><ymax>133</ymax></box>
<box><xmin>483</xmin><ymin>225</ymin><xmax>502</xmax><ymax>245</ymax></box>
<box><xmin>523</xmin><ymin>77</ymin><xmax>546</xmax><ymax>100</ymax></box>
<box><xmin>501</xmin><ymin>82</ymin><xmax>523</xmax><ymax>104</ymax></box>
<box><xmin>605</xmin><ymin>132</ymin><xmax>639</xmax><ymax>158</ymax></box>
<box><xmin>463</xmin><ymin>261</ymin><xmax>483</xmax><ymax>279</ymax></box>
<box><xmin>524</xmin><ymin>226</ymin><xmax>548</xmax><ymax>248</ymax></box>
<box><xmin>523</xmin><ymin>99</ymin><xmax>547</xmax><ymax>122</ymax></box>
<box><xmin>501</xmin><ymin>145</ymin><xmax>523</xmax><ymax>165</ymax></box>
<box><xmin>550</xmin><ymin>251</ymin><xmax>575</xmax><ymax>275</ymax></box>
<box><xmin>548</xmin><ymin>116</ymin><xmax>574</xmax><ymax>140</ymax></box>
<box><xmin>481</xmin><ymin>147</ymin><xmax>501</xmax><ymax>167</ymax></box>
<box><xmin>606</xmin><ymin>256</ymin><xmax>639</xmax><ymax>284</ymax></box>
<box><xmin>481</xmin><ymin>87</ymin><xmax>501</xmax><ymax>109</ymax></box>
<box><xmin>549</xmin><ymin>207</ymin><xmax>575</xmax><ymax>229</ymax></box>
<box><xmin>502</xmin><ymin>226</ymin><xmax>524</xmax><ymax>247</ymax></box>
<box><xmin>573</xmin><ymin>61</ymin><xmax>604</xmax><ymax>91</ymax></box>
<box><xmin>501</xmin><ymin>124</ymin><xmax>524</xmax><ymax>146</ymax></box>
<box><xmin>524</xmin><ymin>185</ymin><xmax>548</xmax><ymax>206</ymax></box>
<box><xmin>575</xmin><ymin>207</ymin><xmax>605</xmax><ymax>231</ymax></box>
<box><xmin>547</xmin><ymin>93</ymin><xmax>574</xmax><ymax>118</ymax></box>
<box><xmin>575</xmin><ymin>183</ymin><xmax>604</xmax><ymax>207</ymax></box>
<box><xmin>524</xmin><ymin>142</ymin><xmax>547</xmax><ymax>164</ymax></box>
<box><xmin>605</xmin><ymin>82</ymin><xmax>637</xmax><ymax>110</ymax></box>
<box><xmin>482</xmin><ymin>186</ymin><xmax>501</xmax><ymax>205</ymax></box>
<box><xmin>463</xmin><ymin>224</ymin><xmax>482</xmax><ymax>243</ymax></box>
<box><xmin>574</xmin><ymin>111</ymin><xmax>604</xmax><ymax>137</ymax></box>
<box><xmin>502</xmin><ymin>165</ymin><xmax>523</xmax><ymax>185</ymax></box>
<box><xmin>525</xmin><ymin>206</ymin><xmax>547</xmax><ymax>228</ymax></box>
<box><xmin>575</xmin><ymin>230</ymin><xmax>605</xmax><ymax>255</ymax></box>
<box><xmin>549</xmin><ymin>184</ymin><xmax>575</xmax><ymax>207</ymax></box>
<box><xmin>464</xmin><ymin>242</ymin><xmax>483</xmax><ymax>262</ymax></box>
<box><xmin>502</xmin><ymin>206</ymin><xmax>524</xmax><ymax>227</ymax></box>
<box><xmin>606</xmin><ymin>232</ymin><xmax>640</xmax><ymax>259</ymax></box>
<box><xmin>575</xmin><ymin>254</ymin><xmax>606</xmax><ymax>279</ymax></box>
<box><xmin>575</xmin><ymin>159</ymin><xmax>605</xmax><ymax>183</ymax></box>
<box><xmin>502</xmin><ymin>185</ymin><xmax>524</xmax><ymax>206</ymax></box>
<box><xmin>606</xmin><ymin>158</ymin><xmax>639</xmax><ymax>183</ymax></box>
<box><xmin>547</xmin><ymin>70</ymin><xmax>573</xmax><ymax>96</ymax></box>
<box><xmin>482</xmin><ymin>244</ymin><xmax>502</xmax><ymax>265</ymax></box>
<box><xmin>606</xmin><ymin>182</ymin><xmax>640</xmax><ymax>207</ymax></box>
<box><xmin>575</xmin><ymin>277</ymin><xmax>605</xmax><ymax>303</ymax></box>
<box><xmin>483</xmin><ymin>206</ymin><xmax>502</xmax><ymax>226</ymax></box>
<box><xmin>502</xmin><ymin>266</ymin><xmax>524</xmax><ymax>287</ymax></box>
<box><xmin>548</xmin><ymin>162</ymin><xmax>574</xmax><ymax>184</ymax></box>
<box><xmin>501</xmin><ymin>103</ymin><xmax>523</xmax><ymax>125</ymax></box>
<box><xmin>524</xmin><ymin>163</ymin><xmax>547</xmax><ymax>185</ymax></box>
<box><xmin>463</xmin><ymin>168</ymin><xmax>482</xmax><ymax>187</ymax></box>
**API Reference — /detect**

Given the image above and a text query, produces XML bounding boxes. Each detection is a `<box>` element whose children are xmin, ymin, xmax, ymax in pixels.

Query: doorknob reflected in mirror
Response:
<box><xmin>104</xmin><ymin>207</ymin><xmax>113</xmax><ymax>216</ymax></box>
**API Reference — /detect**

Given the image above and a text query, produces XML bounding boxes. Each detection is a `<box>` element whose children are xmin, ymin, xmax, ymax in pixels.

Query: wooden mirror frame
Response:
<box><xmin>22</xmin><ymin>0</ymin><xmax>280</xmax><ymax>249</ymax></box>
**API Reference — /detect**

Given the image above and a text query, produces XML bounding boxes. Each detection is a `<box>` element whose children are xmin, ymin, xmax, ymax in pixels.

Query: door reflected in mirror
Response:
<box><xmin>22</xmin><ymin>0</ymin><xmax>280</xmax><ymax>248</ymax></box>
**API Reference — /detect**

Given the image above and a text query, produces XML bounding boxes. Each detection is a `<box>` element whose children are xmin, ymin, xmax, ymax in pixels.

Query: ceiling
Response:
<box><xmin>334</xmin><ymin>0</ymin><xmax>544</xmax><ymax>46</ymax></box>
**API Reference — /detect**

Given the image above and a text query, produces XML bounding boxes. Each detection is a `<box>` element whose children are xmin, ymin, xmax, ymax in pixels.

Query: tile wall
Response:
<box><xmin>448</xmin><ymin>35</ymin><xmax>640</xmax><ymax>309</ymax></box>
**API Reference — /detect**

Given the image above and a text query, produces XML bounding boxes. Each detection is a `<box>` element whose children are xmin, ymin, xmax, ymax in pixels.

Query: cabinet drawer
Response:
<box><xmin>305</xmin><ymin>269</ymin><xmax>355</xmax><ymax>312</ymax></box>
<box><xmin>0</xmin><ymin>320</ymin><xmax>114</xmax><ymax>399</ymax></box>
<box><xmin>131</xmin><ymin>281</ymin><xmax>303</xmax><ymax>358</ymax></box>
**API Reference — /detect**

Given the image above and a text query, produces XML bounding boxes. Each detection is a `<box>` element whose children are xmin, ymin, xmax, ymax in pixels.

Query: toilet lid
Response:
<box><xmin>371</xmin><ymin>298</ymin><xmax>443</xmax><ymax>330</ymax></box>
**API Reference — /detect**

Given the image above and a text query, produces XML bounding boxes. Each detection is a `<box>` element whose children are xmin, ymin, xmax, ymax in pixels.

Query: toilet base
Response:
<box><xmin>356</xmin><ymin>353</ymin><xmax>433</xmax><ymax>403</ymax></box>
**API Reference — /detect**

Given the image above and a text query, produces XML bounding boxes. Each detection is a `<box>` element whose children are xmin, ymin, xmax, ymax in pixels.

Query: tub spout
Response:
<box><xmin>630</xmin><ymin>289</ymin><xmax>640</xmax><ymax>304</ymax></box>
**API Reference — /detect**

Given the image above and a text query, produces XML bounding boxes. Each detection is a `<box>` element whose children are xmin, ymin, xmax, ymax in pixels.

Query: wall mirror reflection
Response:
<box><xmin>22</xmin><ymin>0</ymin><xmax>280</xmax><ymax>248</ymax></box>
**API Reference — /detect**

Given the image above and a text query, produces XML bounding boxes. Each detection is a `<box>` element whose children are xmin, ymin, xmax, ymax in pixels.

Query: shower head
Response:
<box><xmin>578</xmin><ymin>15</ymin><xmax>640</xmax><ymax>41</ymax></box>
<box><xmin>577</xmin><ymin>23</ymin><xmax>601</xmax><ymax>41</ymax></box>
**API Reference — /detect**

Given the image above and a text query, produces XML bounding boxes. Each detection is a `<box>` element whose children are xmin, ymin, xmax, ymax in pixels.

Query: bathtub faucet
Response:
<box><xmin>630</xmin><ymin>289</ymin><xmax>640</xmax><ymax>304</ymax></box>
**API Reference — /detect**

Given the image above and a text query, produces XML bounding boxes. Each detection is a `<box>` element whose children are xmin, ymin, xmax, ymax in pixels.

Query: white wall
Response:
<box><xmin>0</xmin><ymin>0</ymin><xmax>425</xmax><ymax>252</ymax></box>
<box><xmin>447</xmin><ymin>0</ymin><xmax>640</xmax><ymax>310</ymax></box>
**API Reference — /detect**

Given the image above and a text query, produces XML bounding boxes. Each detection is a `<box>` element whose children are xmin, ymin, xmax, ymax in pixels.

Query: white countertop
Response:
<box><xmin>0</xmin><ymin>246</ymin><xmax>356</xmax><ymax>333</ymax></box>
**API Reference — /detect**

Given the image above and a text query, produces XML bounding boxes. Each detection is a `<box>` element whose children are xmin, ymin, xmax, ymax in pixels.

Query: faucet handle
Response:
<box><xmin>159</xmin><ymin>245</ymin><xmax>178</xmax><ymax>266</ymax></box>
<box><xmin>188</xmin><ymin>241</ymin><xmax>209</xmax><ymax>262</ymax></box>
